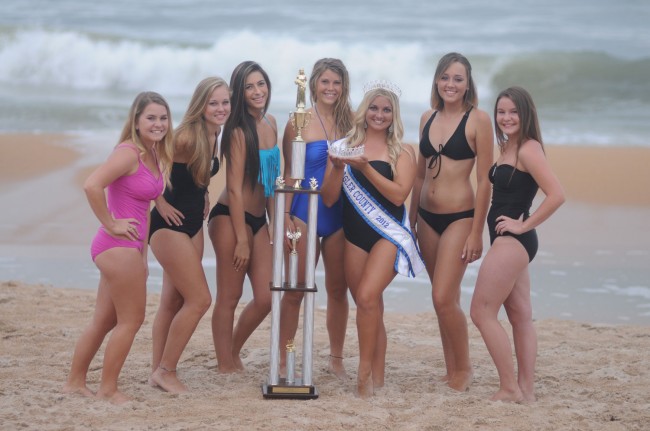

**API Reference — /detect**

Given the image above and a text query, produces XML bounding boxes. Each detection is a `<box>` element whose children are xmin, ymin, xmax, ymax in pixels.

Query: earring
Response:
<box><xmin>363</xmin><ymin>121</ymin><xmax>368</xmax><ymax>129</ymax></box>
<box><xmin>388</xmin><ymin>123</ymin><xmax>394</xmax><ymax>133</ymax></box>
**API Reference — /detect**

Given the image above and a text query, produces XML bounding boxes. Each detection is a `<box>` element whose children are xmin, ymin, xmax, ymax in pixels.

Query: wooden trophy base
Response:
<box><xmin>262</xmin><ymin>378</ymin><xmax>319</xmax><ymax>400</ymax></box>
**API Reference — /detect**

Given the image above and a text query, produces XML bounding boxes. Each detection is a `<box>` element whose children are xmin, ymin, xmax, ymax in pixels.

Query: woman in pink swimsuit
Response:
<box><xmin>63</xmin><ymin>92</ymin><xmax>173</xmax><ymax>404</ymax></box>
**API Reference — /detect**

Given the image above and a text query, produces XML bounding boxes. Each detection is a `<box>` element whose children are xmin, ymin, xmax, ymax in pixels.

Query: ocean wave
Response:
<box><xmin>0</xmin><ymin>28</ymin><xmax>648</xmax><ymax>145</ymax></box>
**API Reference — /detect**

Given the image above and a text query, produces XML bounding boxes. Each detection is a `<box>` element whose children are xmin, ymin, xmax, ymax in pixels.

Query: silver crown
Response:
<box><xmin>362</xmin><ymin>80</ymin><xmax>402</xmax><ymax>97</ymax></box>
<box><xmin>328</xmin><ymin>139</ymin><xmax>365</xmax><ymax>159</ymax></box>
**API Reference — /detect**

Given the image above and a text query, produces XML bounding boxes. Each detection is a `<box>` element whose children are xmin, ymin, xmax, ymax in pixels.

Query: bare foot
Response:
<box><xmin>150</xmin><ymin>367</ymin><xmax>188</xmax><ymax>394</ymax></box>
<box><xmin>436</xmin><ymin>374</ymin><xmax>449</xmax><ymax>383</ymax></box>
<box><xmin>327</xmin><ymin>356</ymin><xmax>348</xmax><ymax>380</ymax></box>
<box><xmin>233</xmin><ymin>354</ymin><xmax>245</xmax><ymax>371</ymax></box>
<box><xmin>490</xmin><ymin>388</ymin><xmax>524</xmax><ymax>403</ymax></box>
<box><xmin>357</xmin><ymin>378</ymin><xmax>375</xmax><ymax>400</ymax></box>
<box><xmin>216</xmin><ymin>363</ymin><xmax>244</xmax><ymax>374</ymax></box>
<box><xmin>96</xmin><ymin>389</ymin><xmax>131</xmax><ymax>405</ymax></box>
<box><xmin>521</xmin><ymin>391</ymin><xmax>536</xmax><ymax>403</ymax></box>
<box><xmin>62</xmin><ymin>383</ymin><xmax>94</xmax><ymax>398</ymax></box>
<box><xmin>356</xmin><ymin>370</ymin><xmax>374</xmax><ymax>399</ymax></box>
<box><xmin>448</xmin><ymin>370</ymin><xmax>473</xmax><ymax>392</ymax></box>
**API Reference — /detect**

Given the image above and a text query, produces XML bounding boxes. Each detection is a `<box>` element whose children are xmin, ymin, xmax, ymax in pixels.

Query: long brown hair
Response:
<box><xmin>220</xmin><ymin>61</ymin><xmax>272</xmax><ymax>190</ymax></box>
<box><xmin>430</xmin><ymin>52</ymin><xmax>477</xmax><ymax>111</ymax></box>
<box><xmin>494</xmin><ymin>86</ymin><xmax>544</xmax><ymax>156</ymax></box>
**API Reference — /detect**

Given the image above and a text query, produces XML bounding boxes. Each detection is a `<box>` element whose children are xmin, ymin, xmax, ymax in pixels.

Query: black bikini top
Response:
<box><xmin>419</xmin><ymin>107</ymin><xmax>475</xmax><ymax>178</ymax></box>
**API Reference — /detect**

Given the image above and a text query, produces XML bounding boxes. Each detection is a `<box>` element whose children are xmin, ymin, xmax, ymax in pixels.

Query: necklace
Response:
<box><xmin>314</xmin><ymin>105</ymin><xmax>336</xmax><ymax>146</ymax></box>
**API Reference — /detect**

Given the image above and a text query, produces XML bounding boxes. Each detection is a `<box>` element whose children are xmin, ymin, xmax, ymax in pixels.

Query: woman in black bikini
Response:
<box><xmin>322</xmin><ymin>82</ymin><xmax>421</xmax><ymax>398</ymax></box>
<box><xmin>207</xmin><ymin>61</ymin><xmax>280</xmax><ymax>373</ymax></box>
<box><xmin>470</xmin><ymin>87</ymin><xmax>564</xmax><ymax>403</ymax></box>
<box><xmin>408</xmin><ymin>52</ymin><xmax>494</xmax><ymax>391</ymax></box>
<box><xmin>149</xmin><ymin>77</ymin><xmax>230</xmax><ymax>392</ymax></box>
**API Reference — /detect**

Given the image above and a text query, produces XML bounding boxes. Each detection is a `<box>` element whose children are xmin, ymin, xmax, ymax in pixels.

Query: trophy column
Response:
<box><xmin>262</xmin><ymin>69</ymin><xmax>319</xmax><ymax>400</ymax></box>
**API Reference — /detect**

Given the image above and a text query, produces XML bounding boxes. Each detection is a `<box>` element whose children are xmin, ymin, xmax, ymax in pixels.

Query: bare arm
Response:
<box><xmin>496</xmin><ymin>140</ymin><xmax>565</xmax><ymax>235</ymax></box>
<box><xmin>226</xmin><ymin>129</ymin><xmax>251</xmax><ymax>269</ymax></box>
<box><xmin>321</xmin><ymin>155</ymin><xmax>345</xmax><ymax>207</ymax></box>
<box><xmin>519</xmin><ymin>140</ymin><xmax>565</xmax><ymax>230</ymax></box>
<box><xmin>83</xmin><ymin>144</ymin><xmax>140</xmax><ymax>240</ymax></box>
<box><xmin>346</xmin><ymin>146</ymin><xmax>417</xmax><ymax>207</ymax></box>
<box><xmin>463</xmin><ymin>109</ymin><xmax>494</xmax><ymax>261</ymax></box>
<box><xmin>409</xmin><ymin>111</ymin><xmax>432</xmax><ymax>227</ymax></box>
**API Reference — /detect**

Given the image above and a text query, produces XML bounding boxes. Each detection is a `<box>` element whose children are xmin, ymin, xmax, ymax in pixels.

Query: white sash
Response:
<box><xmin>343</xmin><ymin>165</ymin><xmax>424</xmax><ymax>278</ymax></box>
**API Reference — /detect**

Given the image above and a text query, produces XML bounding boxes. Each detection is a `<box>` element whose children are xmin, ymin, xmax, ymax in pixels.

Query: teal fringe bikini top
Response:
<box><xmin>258</xmin><ymin>145</ymin><xmax>280</xmax><ymax>197</ymax></box>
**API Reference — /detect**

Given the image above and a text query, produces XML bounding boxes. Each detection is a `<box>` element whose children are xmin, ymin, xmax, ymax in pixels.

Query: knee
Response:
<box><xmin>94</xmin><ymin>318</ymin><xmax>117</xmax><ymax>335</ymax></box>
<box><xmin>189</xmin><ymin>292</ymin><xmax>212</xmax><ymax>316</ymax></box>
<box><xmin>355</xmin><ymin>290</ymin><xmax>380</xmax><ymax>314</ymax></box>
<box><xmin>215</xmin><ymin>293</ymin><xmax>241</xmax><ymax>311</ymax></box>
<box><xmin>469</xmin><ymin>305</ymin><xmax>482</xmax><ymax>328</ymax></box>
<box><xmin>257</xmin><ymin>296</ymin><xmax>272</xmax><ymax>313</ymax></box>
<box><xmin>282</xmin><ymin>291</ymin><xmax>304</xmax><ymax>308</ymax></box>
<box><xmin>432</xmin><ymin>289</ymin><xmax>456</xmax><ymax>314</ymax></box>
<box><xmin>120</xmin><ymin>311</ymin><xmax>145</xmax><ymax>332</ymax></box>
<box><xmin>326</xmin><ymin>283</ymin><xmax>348</xmax><ymax>302</ymax></box>
<box><xmin>505</xmin><ymin>303</ymin><xmax>533</xmax><ymax>328</ymax></box>
<box><xmin>469</xmin><ymin>297</ymin><xmax>489</xmax><ymax>328</ymax></box>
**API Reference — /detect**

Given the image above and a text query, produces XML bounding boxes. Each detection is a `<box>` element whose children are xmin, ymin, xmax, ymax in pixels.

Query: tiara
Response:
<box><xmin>362</xmin><ymin>80</ymin><xmax>402</xmax><ymax>97</ymax></box>
<box><xmin>328</xmin><ymin>139</ymin><xmax>365</xmax><ymax>159</ymax></box>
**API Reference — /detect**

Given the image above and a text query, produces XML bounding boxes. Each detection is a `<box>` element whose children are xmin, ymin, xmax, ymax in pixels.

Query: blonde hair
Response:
<box><xmin>118</xmin><ymin>91</ymin><xmax>173</xmax><ymax>178</ymax></box>
<box><xmin>309</xmin><ymin>58</ymin><xmax>354</xmax><ymax>136</ymax></box>
<box><xmin>346</xmin><ymin>88</ymin><xmax>404</xmax><ymax>174</ymax></box>
<box><xmin>174</xmin><ymin>77</ymin><xmax>229</xmax><ymax>188</ymax></box>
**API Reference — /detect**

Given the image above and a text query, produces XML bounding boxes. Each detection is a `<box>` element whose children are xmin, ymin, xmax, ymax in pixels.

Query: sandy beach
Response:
<box><xmin>1</xmin><ymin>133</ymin><xmax>650</xmax><ymax>430</ymax></box>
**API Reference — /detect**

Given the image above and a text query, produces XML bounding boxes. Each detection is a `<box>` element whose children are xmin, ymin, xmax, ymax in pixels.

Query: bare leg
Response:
<box><xmin>347</xmin><ymin>240</ymin><xmax>397</xmax><ymax>398</ymax></box>
<box><xmin>278</xmin><ymin>216</ymin><xmax>310</xmax><ymax>375</ymax></box>
<box><xmin>150</xmin><ymin>229</ymin><xmax>212</xmax><ymax>392</ymax></box>
<box><xmin>430</xmin><ymin>220</ymin><xmax>474</xmax><ymax>392</ymax></box>
<box><xmin>504</xmin><ymin>266</ymin><xmax>537</xmax><ymax>402</ymax></box>
<box><xmin>372</xmin><ymin>300</ymin><xmax>387</xmax><ymax>388</ymax></box>
<box><xmin>209</xmin><ymin>216</ymin><xmax>247</xmax><ymax>373</ymax></box>
<box><xmin>321</xmin><ymin>229</ymin><xmax>349</xmax><ymax>379</ymax></box>
<box><xmin>278</xmin><ymin>290</ymin><xmax>304</xmax><ymax>375</ymax></box>
<box><xmin>231</xmin><ymin>226</ymin><xmax>273</xmax><ymax>364</ymax></box>
<box><xmin>93</xmin><ymin>248</ymin><xmax>147</xmax><ymax>404</ymax></box>
<box><xmin>150</xmin><ymin>272</ymin><xmax>183</xmax><ymax>373</ymax></box>
<box><xmin>63</xmin><ymin>274</ymin><xmax>117</xmax><ymax>398</ymax></box>
<box><xmin>471</xmin><ymin>237</ymin><xmax>528</xmax><ymax>402</ymax></box>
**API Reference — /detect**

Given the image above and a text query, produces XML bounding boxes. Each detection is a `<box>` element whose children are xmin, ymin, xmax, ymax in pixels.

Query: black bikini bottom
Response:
<box><xmin>208</xmin><ymin>202</ymin><xmax>266</xmax><ymax>235</ymax></box>
<box><xmin>418</xmin><ymin>207</ymin><xmax>475</xmax><ymax>235</ymax></box>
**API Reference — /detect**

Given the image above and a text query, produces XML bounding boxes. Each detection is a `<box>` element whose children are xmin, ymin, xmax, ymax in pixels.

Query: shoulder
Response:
<box><xmin>469</xmin><ymin>107</ymin><xmax>492</xmax><ymax>126</ymax></box>
<box><xmin>399</xmin><ymin>143</ymin><xmax>417</xmax><ymax>164</ymax></box>
<box><xmin>114</xmin><ymin>141</ymin><xmax>140</xmax><ymax>158</ymax></box>
<box><xmin>518</xmin><ymin>139</ymin><xmax>545</xmax><ymax>166</ymax></box>
<box><xmin>265</xmin><ymin>113</ymin><xmax>278</xmax><ymax>128</ymax></box>
<box><xmin>173</xmin><ymin>128</ymin><xmax>193</xmax><ymax>151</ymax></box>
<box><xmin>420</xmin><ymin>109</ymin><xmax>435</xmax><ymax>124</ymax></box>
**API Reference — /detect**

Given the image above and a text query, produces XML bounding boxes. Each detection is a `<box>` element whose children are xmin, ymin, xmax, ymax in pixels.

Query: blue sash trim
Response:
<box><xmin>343</xmin><ymin>165</ymin><xmax>424</xmax><ymax>278</ymax></box>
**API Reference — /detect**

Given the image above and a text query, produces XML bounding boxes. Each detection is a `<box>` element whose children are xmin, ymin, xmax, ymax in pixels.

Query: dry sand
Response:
<box><xmin>1</xmin><ymin>281</ymin><xmax>649</xmax><ymax>431</ymax></box>
<box><xmin>1</xmin><ymin>134</ymin><xmax>649</xmax><ymax>430</ymax></box>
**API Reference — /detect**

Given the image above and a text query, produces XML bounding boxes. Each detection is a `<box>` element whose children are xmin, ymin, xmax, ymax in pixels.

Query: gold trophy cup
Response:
<box><xmin>289</xmin><ymin>68</ymin><xmax>311</xmax><ymax>188</ymax></box>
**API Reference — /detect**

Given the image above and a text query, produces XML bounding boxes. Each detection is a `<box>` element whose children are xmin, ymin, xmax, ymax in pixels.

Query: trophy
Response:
<box><xmin>262</xmin><ymin>68</ymin><xmax>319</xmax><ymax>400</ymax></box>
<box><xmin>286</xmin><ymin>228</ymin><xmax>301</xmax><ymax>288</ymax></box>
<box><xmin>289</xmin><ymin>69</ymin><xmax>311</xmax><ymax>188</ymax></box>
<box><xmin>285</xmin><ymin>339</ymin><xmax>296</xmax><ymax>385</ymax></box>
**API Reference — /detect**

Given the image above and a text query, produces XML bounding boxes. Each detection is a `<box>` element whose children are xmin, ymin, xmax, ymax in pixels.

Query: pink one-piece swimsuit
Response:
<box><xmin>90</xmin><ymin>144</ymin><xmax>164</xmax><ymax>261</ymax></box>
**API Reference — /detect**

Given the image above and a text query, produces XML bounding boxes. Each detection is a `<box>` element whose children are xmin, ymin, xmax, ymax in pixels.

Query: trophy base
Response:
<box><xmin>262</xmin><ymin>378</ymin><xmax>319</xmax><ymax>400</ymax></box>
